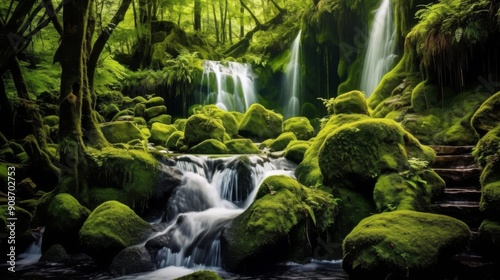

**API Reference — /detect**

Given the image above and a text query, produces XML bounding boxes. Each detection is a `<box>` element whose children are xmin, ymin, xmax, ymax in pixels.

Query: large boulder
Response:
<box><xmin>184</xmin><ymin>114</ymin><xmax>225</xmax><ymax>147</ymax></box>
<box><xmin>187</xmin><ymin>139</ymin><xmax>229</xmax><ymax>154</ymax></box>
<box><xmin>109</xmin><ymin>246</ymin><xmax>154</xmax><ymax>276</ymax></box>
<box><xmin>221</xmin><ymin>175</ymin><xmax>337</xmax><ymax>272</ymax></box>
<box><xmin>333</xmin><ymin>90</ymin><xmax>370</xmax><ymax>115</ymax></box>
<box><xmin>471</xmin><ymin>91</ymin><xmax>500</xmax><ymax>137</ymax></box>
<box><xmin>343</xmin><ymin>210</ymin><xmax>471</xmax><ymax>279</ymax></box>
<box><xmin>269</xmin><ymin>132</ymin><xmax>297</xmax><ymax>151</ymax></box>
<box><xmin>100</xmin><ymin>121</ymin><xmax>145</xmax><ymax>144</ymax></box>
<box><xmin>42</xmin><ymin>193</ymin><xmax>91</xmax><ymax>253</ymax></box>
<box><xmin>282</xmin><ymin>117</ymin><xmax>314</xmax><ymax>140</ymax></box>
<box><xmin>318</xmin><ymin>119</ymin><xmax>435</xmax><ymax>192</ymax></box>
<box><xmin>79</xmin><ymin>201</ymin><xmax>153</xmax><ymax>265</ymax></box>
<box><xmin>238</xmin><ymin>104</ymin><xmax>283</xmax><ymax>141</ymax></box>
<box><xmin>283</xmin><ymin>140</ymin><xmax>311</xmax><ymax>164</ymax></box>
<box><xmin>149</xmin><ymin>123</ymin><xmax>177</xmax><ymax>145</ymax></box>
<box><xmin>200</xmin><ymin>105</ymin><xmax>239</xmax><ymax>137</ymax></box>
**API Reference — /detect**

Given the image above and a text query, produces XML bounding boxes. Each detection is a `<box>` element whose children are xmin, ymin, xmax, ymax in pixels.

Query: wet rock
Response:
<box><xmin>109</xmin><ymin>246</ymin><xmax>154</xmax><ymax>276</ymax></box>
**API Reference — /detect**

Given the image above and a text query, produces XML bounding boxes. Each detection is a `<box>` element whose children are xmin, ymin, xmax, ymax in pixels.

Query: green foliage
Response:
<box><xmin>164</xmin><ymin>51</ymin><xmax>204</xmax><ymax>89</ymax></box>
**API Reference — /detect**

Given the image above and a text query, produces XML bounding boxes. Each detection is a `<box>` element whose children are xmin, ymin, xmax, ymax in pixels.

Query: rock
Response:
<box><xmin>221</xmin><ymin>175</ymin><xmax>337</xmax><ymax>272</ymax></box>
<box><xmin>411</xmin><ymin>82</ymin><xmax>440</xmax><ymax>113</ymax></box>
<box><xmin>112</xmin><ymin>109</ymin><xmax>134</xmax><ymax>122</ymax></box>
<box><xmin>16</xmin><ymin>178</ymin><xmax>37</xmax><ymax>200</ymax></box>
<box><xmin>100</xmin><ymin>121</ymin><xmax>145</xmax><ymax>144</ymax></box>
<box><xmin>175</xmin><ymin>270</ymin><xmax>222</xmax><ymax>280</ymax></box>
<box><xmin>184</xmin><ymin>114</ymin><xmax>225</xmax><ymax>147</ymax></box>
<box><xmin>343</xmin><ymin>210</ymin><xmax>471</xmax><ymax>279</ymax></box>
<box><xmin>270</xmin><ymin>132</ymin><xmax>297</xmax><ymax>151</ymax></box>
<box><xmin>188</xmin><ymin>139</ymin><xmax>229</xmax><ymax>154</ymax></box>
<box><xmin>79</xmin><ymin>201</ymin><xmax>153</xmax><ymax>265</ymax></box>
<box><xmin>284</xmin><ymin>140</ymin><xmax>310</xmax><ymax>164</ymax></box>
<box><xmin>238</xmin><ymin>104</ymin><xmax>283</xmax><ymax>141</ymax></box>
<box><xmin>478</xmin><ymin>219</ymin><xmax>500</xmax><ymax>259</ymax></box>
<box><xmin>39</xmin><ymin>244</ymin><xmax>70</xmax><ymax>263</ymax></box>
<box><xmin>144</xmin><ymin>96</ymin><xmax>165</xmax><ymax>108</ymax></box>
<box><xmin>200</xmin><ymin>105</ymin><xmax>239</xmax><ymax>137</ymax></box>
<box><xmin>148</xmin><ymin>114</ymin><xmax>172</xmax><ymax>125</ymax></box>
<box><xmin>282</xmin><ymin>117</ymin><xmax>314</xmax><ymax>140</ymax></box>
<box><xmin>134</xmin><ymin>103</ymin><xmax>147</xmax><ymax>118</ymax></box>
<box><xmin>471</xmin><ymin>91</ymin><xmax>500</xmax><ymax>136</ymax></box>
<box><xmin>166</xmin><ymin>131</ymin><xmax>184</xmax><ymax>150</ymax></box>
<box><xmin>225</xmin><ymin>139</ymin><xmax>260</xmax><ymax>154</ymax></box>
<box><xmin>109</xmin><ymin>246</ymin><xmax>154</xmax><ymax>276</ymax></box>
<box><xmin>318</xmin><ymin>118</ymin><xmax>435</xmax><ymax>192</ymax></box>
<box><xmin>333</xmin><ymin>90</ymin><xmax>370</xmax><ymax>115</ymax></box>
<box><xmin>133</xmin><ymin>96</ymin><xmax>147</xmax><ymax>103</ymax></box>
<box><xmin>145</xmin><ymin>105</ymin><xmax>168</xmax><ymax>120</ymax></box>
<box><xmin>42</xmin><ymin>115</ymin><xmax>59</xmax><ymax>127</ymax></box>
<box><xmin>149</xmin><ymin>123</ymin><xmax>177</xmax><ymax>145</ymax></box>
<box><xmin>174</xmin><ymin>118</ymin><xmax>187</xmax><ymax>131</ymax></box>
<box><xmin>42</xmin><ymin>193</ymin><xmax>91</xmax><ymax>253</ymax></box>
<box><xmin>102</xmin><ymin>104</ymin><xmax>120</xmax><ymax>120</ymax></box>
<box><xmin>134</xmin><ymin>117</ymin><xmax>147</xmax><ymax>126</ymax></box>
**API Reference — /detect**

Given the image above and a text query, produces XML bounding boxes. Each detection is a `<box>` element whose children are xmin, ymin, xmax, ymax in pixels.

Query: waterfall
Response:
<box><xmin>150</xmin><ymin>155</ymin><xmax>296</xmax><ymax>269</ymax></box>
<box><xmin>282</xmin><ymin>30</ymin><xmax>302</xmax><ymax>118</ymax></box>
<box><xmin>200</xmin><ymin>61</ymin><xmax>258</xmax><ymax>112</ymax></box>
<box><xmin>360</xmin><ymin>0</ymin><xmax>397</xmax><ymax>97</ymax></box>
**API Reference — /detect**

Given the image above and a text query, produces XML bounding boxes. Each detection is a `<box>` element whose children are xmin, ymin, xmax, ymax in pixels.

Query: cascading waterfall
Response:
<box><xmin>200</xmin><ymin>61</ymin><xmax>258</xmax><ymax>112</ymax></box>
<box><xmin>150</xmin><ymin>155</ymin><xmax>296</xmax><ymax>269</ymax></box>
<box><xmin>360</xmin><ymin>0</ymin><xmax>397</xmax><ymax>97</ymax></box>
<box><xmin>282</xmin><ymin>30</ymin><xmax>302</xmax><ymax>118</ymax></box>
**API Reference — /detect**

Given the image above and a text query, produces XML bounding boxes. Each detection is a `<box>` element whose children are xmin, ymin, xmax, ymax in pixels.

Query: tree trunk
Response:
<box><xmin>0</xmin><ymin>76</ymin><xmax>13</xmax><ymax>139</ymax></box>
<box><xmin>194</xmin><ymin>0</ymin><xmax>201</xmax><ymax>31</ymax></box>
<box><xmin>240</xmin><ymin>5</ymin><xmax>244</xmax><ymax>39</ymax></box>
<box><xmin>212</xmin><ymin>1</ymin><xmax>219</xmax><ymax>43</ymax></box>
<box><xmin>8</xmin><ymin>56</ymin><xmax>30</xmax><ymax>100</ymax></box>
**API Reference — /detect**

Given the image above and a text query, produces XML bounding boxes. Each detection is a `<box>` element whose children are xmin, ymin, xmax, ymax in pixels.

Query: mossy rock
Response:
<box><xmin>410</xmin><ymin>81</ymin><xmax>440</xmax><ymax>113</ymax></box>
<box><xmin>89</xmin><ymin>188</ymin><xmax>132</xmax><ymax>209</ymax></box>
<box><xmin>102</xmin><ymin>104</ymin><xmax>121</xmax><ymax>120</ymax></box>
<box><xmin>166</xmin><ymin>131</ymin><xmax>184</xmax><ymax>150</ymax></box>
<box><xmin>184</xmin><ymin>114</ymin><xmax>225</xmax><ymax>147</ymax></box>
<box><xmin>109</xmin><ymin>246</ymin><xmax>154</xmax><ymax>276</ymax></box>
<box><xmin>472</xmin><ymin>91</ymin><xmax>500</xmax><ymax>137</ymax></box>
<box><xmin>149</xmin><ymin>123</ymin><xmax>177</xmax><ymax>145</ymax></box>
<box><xmin>295</xmin><ymin>114</ymin><xmax>371</xmax><ymax>187</ymax></box>
<box><xmin>0</xmin><ymin>205</ymin><xmax>33</xmax><ymax>257</ymax></box>
<box><xmin>318</xmin><ymin>118</ymin><xmax>435</xmax><ymax>192</ymax></box>
<box><xmin>480</xmin><ymin>181</ymin><xmax>500</xmax><ymax>220</ymax></box>
<box><xmin>301</xmin><ymin>102</ymin><xmax>318</xmax><ymax>119</ymax></box>
<box><xmin>133</xmin><ymin>96</ymin><xmax>147</xmax><ymax>103</ymax></box>
<box><xmin>225</xmin><ymin>139</ymin><xmax>260</xmax><ymax>154</ymax></box>
<box><xmin>238</xmin><ymin>104</ymin><xmax>283</xmax><ymax>141</ymax></box>
<box><xmin>174</xmin><ymin>270</ymin><xmax>222</xmax><ymax>280</ymax></box>
<box><xmin>270</xmin><ymin>132</ymin><xmax>297</xmax><ymax>151</ymax></box>
<box><xmin>473</xmin><ymin>124</ymin><xmax>500</xmax><ymax>168</ymax></box>
<box><xmin>221</xmin><ymin>175</ymin><xmax>337</xmax><ymax>272</ymax></box>
<box><xmin>134</xmin><ymin>117</ymin><xmax>147</xmax><ymax>126</ymax></box>
<box><xmin>144</xmin><ymin>96</ymin><xmax>165</xmax><ymax>108</ymax></box>
<box><xmin>478</xmin><ymin>219</ymin><xmax>500</xmax><ymax>259</ymax></box>
<box><xmin>283</xmin><ymin>140</ymin><xmax>311</xmax><ymax>164</ymax></box>
<box><xmin>112</xmin><ymin>109</ymin><xmax>134</xmax><ymax>122</ymax></box>
<box><xmin>333</xmin><ymin>90</ymin><xmax>370</xmax><ymax>115</ymax></box>
<box><xmin>343</xmin><ymin>210</ymin><xmax>471</xmax><ymax>279</ymax></box>
<box><xmin>258</xmin><ymin>138</ymin><xmax>274</xmax><ymax>149</ymax></box>
<box><xmin>148</xmin><ymin>114</ymin><xmax>172</xmax><ymax>125</ymax></box>
<box><xmin>282</xmin><ymin>117</ymin><xmax>314</xmax><ymax>140</ymax></box>
<box><xmin>187</xmin><ymin>139</ymin><xmax>229</xmax><ymax>154</ymax></box>
<box><xmin>401</xmin><ymin>114</ymin><xmax>441</xmax><ymax>144</ymax></box>
<box><xmin>231</xmin><ymin>111</ymin><xmax>244</xmax><ymax>125</ymax></box>
<box><xmin>100</xmin><ymin>121</ymin><xmax>145</xmax><ymax>144</ymax></box>
<box><xmin>200</xmin><ymin>105</ymin><xmax>239</xmax><ymax>137</ymax></box>
<box><xmin>174</xmin><ymin>118</ymin><xmax>188</xmax><ymax>131</ymax></box>
<box><xmin>42</xmin><ymin>193</ymin><xmax>91</xmax><ymax>253</ymax></box>
<box><xmin>79</xmin><ymin>201</ymin><xmax>153</xmax><ymax>265</ymax></box>
<box><xmin>39</xmin><ymin>244</ymin><xmax>70</xmax><ymax>263</ymax></box>
<box><xmin>43</xmin><ymin>115</ymin><xmax>59</xmax><ymax>127</ymax></box>
<box><xmin>145</xmin><ymin>105</ymin><xmax>168</xmax><ymax>120</ymax></box>
<box><xmin>134</xmin><ymin>103</ymin><xmax>147</xmax><ymax>118</ymax></box>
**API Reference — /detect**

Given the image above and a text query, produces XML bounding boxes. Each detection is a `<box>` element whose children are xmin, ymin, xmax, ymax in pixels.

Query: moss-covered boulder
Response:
<box><xmin>221</xmin><ymin>175</ymin><xmax>337</xmax><ymax>272</ymax></box>
<box><xmin>166</xmin><ymin>131</ymin><xmax>184</xmax><ymax>150</ymax></box>
<box><xmin>269</xmin><ymin>132</ymin><xmax>297</xmax><ymax>151</ymax></box>
<box><xmin>43</xmin><ymin>115</ymin><xmax>59</xmax><ymax>127</ymax></box>
<box><xmin>472</xmin><ymin>91</ymin><xmax>500</xmax><ymax>137</ymax></box>
<box><xmin>238</xmin><ymin>104</ymin><xmax>283</xmax><ymax>141</ymax></box>
<box><xmin>39</xmin><ymin>244</ymin><xmax>70</xmax><ymax>263</ymax></box>
<box><xmin>343</xmin><ymin>210</ymin><xmax>471</xmax><ymax>279</ymax></box>
<box><xmin>109</xmin><ymin>246</ymin><xmax>154</xmax><ymax>276</ymax></box>
<box><xmin>145</xmin><ymin>105</ymin><xmax>168</xmax><ymax>120</ymax></box>
<box><xmin>225</xmin><ymin>139</ymin><xmax>260</xmax><ymax>154</ymax></box>
<box><xmin>100</xmin><ymin>121</ymin><xmax>145</xmax><ymax>144</ymax></box>
<box><xmin>188</xmin><ymin>139</ymin><xmax>229</xmax><ymax>154</ymax></box>
<box><xmin>282</xmin><ymin>117</ymin><xmax>314</xmax><ymax>140</ymax></box>
<box><xmin>174</xmin><ymin>270</ymin><xmax>222</xmax><ymax>280</ymax></box>
<box><xmin>283</xmin><ymin>140</ymin><xmax>311</xmax><ymax>164</ymax></box>
<box><xmin>42</xmin><ymin>193</ymin><xmax>91</xmax><ymax>253</ymax></box>
<box><xmin>296</xmin><ymin>114</ymin><xmax>371</xmax><ymax>187</ymax></box>
<box><xmin>333</xmin><ymin>90</ymin><xmax>370</xmax><ymax>115</ymax></box>
<box><xmin>149</xmin><ymin>123</ymin><xmax>177</xmax><ymax>145</ymax></box>
<box><xmin>318</xmin><ymin>119</ymin><xmax>435</xmax><ymax>192</ymax></box>
<box><xmin>478</xmin><ymin>219</ymin><xmax>500</xmax><ymax>259</ymax></box>
<box><xmin>184</xmin><ymin>114</ymin><xmax>225</xmax><ymax>147</ymax></box>
<box><xmin>411</xmin><ymin>81</ymin><xmax>440</xmax><ymax>113</ymax></box>
<box><xmin>112</xmin><ymin>109</ymin><xmax>134</xmax><ymax>122</ymax></box>
<box><xmin>79</xmin><ymin>201</ymin><xmax>153</xmax><ymax>265</ymax></box>
<box><xmin>174</xmin><ymin>118</ymin><xmax>187</xmax><ymax>131</ymax></box>
<box><xmin>148</xmin><ymin>114</ymin><xmax>172</xmax><ymax>125</ymax></box>
<box><xmin>201</xmin><ymin>105</ymin><xmax>239</xmax><ymax>137</ymax></box>
<box><xmin>144</xmin><ymin>96</ymin><xmax>165</xmax><ymax>108</ymax></box>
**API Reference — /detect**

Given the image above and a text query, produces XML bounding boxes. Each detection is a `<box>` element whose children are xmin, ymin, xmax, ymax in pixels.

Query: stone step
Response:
<box><xmin>432</xmin><ymin>167</ymin><xmax>481</xmax><ymax>187</ymax></box>
<box><xmin>431</xmin><ymin>201</ymin><xmax>481</xmax><ymax>228</ymax></box>
<box><xmin>432</xmin><ymin>154</ymin><xmax>477</xmax><ymax>169</ymax></box>
<box><xmin>429</xmin><ymin>145</ymin><xmax>475</xmax><ymax>155</ymax></box>
<box><xmin>439</xmin><ymin>188</ymin><xmax>482</xmax><ymax>201</ymax></box>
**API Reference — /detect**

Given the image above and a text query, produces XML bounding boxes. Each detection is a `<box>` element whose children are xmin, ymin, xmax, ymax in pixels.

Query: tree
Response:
<box><xmin>194</xmin><ymin>0</ymin><xmax>201</xmax><ymax>31</ymax></box>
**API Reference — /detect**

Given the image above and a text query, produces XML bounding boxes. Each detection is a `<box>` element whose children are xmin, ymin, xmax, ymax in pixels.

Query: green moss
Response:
<box><xmin>282</xmin><ymin>117</ymin><xmax>315</xmax><ymax>140</ymax></box>
<box><xmin>258</xmin><ymin>138</ymin><xmax>274</xmax><ymax>149</ymax></box>
<box><xmin>296</xmin><ymin>114</ymin><xmax>371</xmax><ymax>187</ymax></box>
<box><xmin>238</xmin><ymin>104</ymin><xmax>283</xmax><ymax>141</ymax></box>
<box><xmin>200</xmin><ymin>105</ymin><xmax>239</xmax><ymax>137</ymax></box>
<box><xmin>79</xmin><ymin>201</ymin><xmax>152</xmax><ymax>265</ymax></box>
<box><xmin>225</xmin><ymin>139</ymin><xmax>260</xmax><ymax>154</ymax></box>
<box><xmin>149</xmin><ymin>123</ymin><xmax>177</xmax><ymax>145</ymax></box>
<box><xmin>480</xmin><ymin>181</ymin><xmax>500</xmax><ymax>220</ymax></box>
<box><xmin>144</xmin><ymin>96</ymin><xmax>165</xmax><ymax>108</ymax></box>
<box><xmin>43</xmin><ymin>115</ymin><xmax>59</xmax><ymax>127</ymax></box>
<box><xmin>478</xmin><ymin>219</ymin><xmax>500</xmax><ymax>258</ymax></box>
<box><xmin>343</xmin><ymin>210</ymin><xmax>471</xmax><ymax>277</ymax></box>
<box><xmin>472</xmin><ymin>91</ymin><xmax>500</xmax><ymax>137</ymax></box>
<box><xmin>148</xmin><ymin>114</ymin><xmax>172</xmax><ymax>125</ymax></box>
<box><xmin>134</xmin><ymin>103</ymin><xmax>147</xmax><ymax>118</ymax></box>
<box><xmin>174</xmin><ymin>270</ymin><xmax>222</xmax><ymax>280</ymax></box>
<box><xmin>100</xmin><ymin>121</ymin><xmax>145</xmax><ymax>144</ymax></box>
<box><xmin>473</xmin><ymin>124</ymin><xmax>500</xmax><ymax>168</ymax></box>
<box><xmin>134</xmin><ymin>117</ymin><xmax>147</xmax><ymax>126</ymax></box>
<box><xmin>184</xmin><ymin>114</ymin><xmax>226</xmax><ymax>147</ymax></box>
<box><xmin>89</xmin><ymin>188</ymin><xmax>131</xmax><ymax>209</ymax></box>
<box><xmin>112</xmin><ymin>109</ymin><xmax>134</xmax><ymax>122</ymax></box>
<box><xmin>174</xmin><ymin>118</ymin><xmax>188</xmax><ymax>131</ymax></box>
<box><xmin>401</xmin><ymin>114</ymin><xmax>441</xmax><ymax>144</ymax></box>
<box><xmin>166</xmin><ymin>131</ymin><xmax>184</xmax><ymax>150</ymax></box>
<box><xmin>188</xmin><ymin>139</ymin><xmax>229</xmax><ymax>154</ymax></box>
<box><xmin>333</xmin><ymin>90</ymin><xmax>370</xmax><ymax>115</ymax></box>
<box><xmin>411</xmin><ymin>81</ymin><xmax>440</xmax><ymax>113</ymax></box>
<box><xmin>231</xmin><ymin>111</ymin><xmax>244</xmax><ymax>124</ymax></box>
<box><xmin>144</xmin><ymin>105</ymin><xmax>168</xmax><ymax>120</ymax></box>
<box><xmin>270</xmin><ymin>132</ymin><xmax>297</xmax><ymax>151</ymax></box>
<box><xmin>284</xmin><ymin>140</ymin><xmax>311</xmax><ymax>164</ymax></box>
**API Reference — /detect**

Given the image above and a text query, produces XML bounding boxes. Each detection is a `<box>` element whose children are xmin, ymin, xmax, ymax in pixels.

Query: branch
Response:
<box><xmin>239</xmin><ymin>0</ymin><xmax>262</xmax><ymax>28</ymax></box>
<box><xmin>268</xmin><ymin>0</ymin><xmax>285</xmax><ymax>14</ymax></box>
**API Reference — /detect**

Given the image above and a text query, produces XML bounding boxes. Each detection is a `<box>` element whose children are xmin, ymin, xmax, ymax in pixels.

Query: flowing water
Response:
<box><xmin>200</xmin><ymin>61</ymin><xmax>258</xmax><ymax>112</ymax></box>
<box><xmin>282</xmin><ymin>30</ymin><xmax>302</xmax><ymax>118</ymax></box>
<box><xmin>360</xmin><ymin>0</ymin><xmax>398</xmax><ymax>97</ymax></box>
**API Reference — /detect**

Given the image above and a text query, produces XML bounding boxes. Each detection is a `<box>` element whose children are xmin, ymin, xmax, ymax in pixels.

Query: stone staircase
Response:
<box><xmin>429</xmin><ymin>145</ymin><xmax>482</xmax><ymax>229</ymax></box>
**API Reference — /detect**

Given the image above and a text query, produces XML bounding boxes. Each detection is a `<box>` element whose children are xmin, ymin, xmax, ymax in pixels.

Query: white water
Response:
<box><xmin>360</xmin><ymin>0</ymin><xmax>398</xmax><ymax>97</ymax></box>
<box><xmin>152</xmin><ymin>155</ymin><xmax>296</xmax><ymax>270</ymax></box>
<box><xmin>282</xmin><ymin>30</ymin><xmax>302</xmax><ymax>118</ymax></box>
<box><xmin>200</xmin><ymin>61</ymin><xmax>258</xmax><ymax>112</ymax></box>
